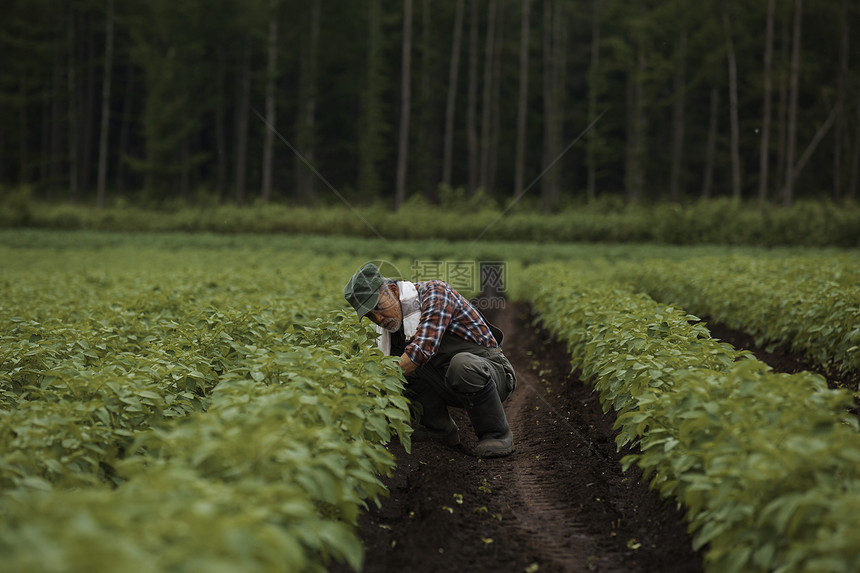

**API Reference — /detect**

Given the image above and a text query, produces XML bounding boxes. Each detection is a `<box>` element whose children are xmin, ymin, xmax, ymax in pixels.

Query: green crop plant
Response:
<box><xmin>614</xmin><ymin>254</ymin><xmax>860</xmax><ymax>378</ymax></box>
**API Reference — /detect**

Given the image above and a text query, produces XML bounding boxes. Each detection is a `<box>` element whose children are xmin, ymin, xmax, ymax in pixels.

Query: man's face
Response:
<box><xmin>366</xmin><ymin>284</ymin><xmax>402</xmax><ymax>333</ymax></box>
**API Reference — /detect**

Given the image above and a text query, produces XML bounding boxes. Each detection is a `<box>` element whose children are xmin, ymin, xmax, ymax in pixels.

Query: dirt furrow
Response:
<box><xmin>330</xmin><ymin>302</ymin><xmax>703</xmax><ymax>573</ymax></box>
<box><xmin>498</xmin><ymin>364</ymin><xmax>624</xmax><ymax>572</ymax></box>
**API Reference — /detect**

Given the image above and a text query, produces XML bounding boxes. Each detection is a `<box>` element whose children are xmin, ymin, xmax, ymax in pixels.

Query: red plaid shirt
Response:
<box><xmin>404</xmin><ymin>280</ymin><xmax>498</xmax><ymax>366</ymax></box>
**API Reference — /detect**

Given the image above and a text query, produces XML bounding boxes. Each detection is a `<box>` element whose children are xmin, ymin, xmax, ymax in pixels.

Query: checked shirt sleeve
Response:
<box><xmin>404</xmin><ymin>280</ymin><xmax>497</xmax><ymax>366</ymax></box>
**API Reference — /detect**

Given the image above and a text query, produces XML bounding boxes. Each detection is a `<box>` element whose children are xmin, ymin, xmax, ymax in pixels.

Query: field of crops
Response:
<box><xmin>1</xmin><ymin>230</ymin><xmax>858</xmax><ymax>572</ymax></box>
<box><xmin>0</xmin><ymin>232</ymin><xmax>415</xmax><ymax>572</ymax></box>
<box><xmin>524</xmin><ymin>258</ymin><xmax>860</xmax><ymax>572</ymax></box>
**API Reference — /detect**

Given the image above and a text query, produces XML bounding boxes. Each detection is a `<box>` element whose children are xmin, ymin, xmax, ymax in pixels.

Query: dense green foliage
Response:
<box><xmin>0</xmin><ymin>240</ymin><xmax>411</xmax><ymax>571</ymax></box>
<box><xmin>526</xmin><ymin>263</ymin><xmax>860</xmax><ymax>573</ymax></box>
<box><xmin>3</xmin><ymin>194</ymin><xmax>859</xmax><ymax>247</ymax></box>
<box><xmin>616</xmin><ymin>255</ymin><xmax>860</xmax><ymax>377</ymax></box>
<box><xmin>2</xmin><ymin>0</ymin><xmax>858</xmax><ymax>206</ymax></box>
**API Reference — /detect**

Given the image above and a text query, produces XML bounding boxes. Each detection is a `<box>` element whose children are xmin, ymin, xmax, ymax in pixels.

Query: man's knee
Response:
<box><xmin>445</xmin><ymin>353</ymin><xmax>493</xmax><ymax>394</ymax></box>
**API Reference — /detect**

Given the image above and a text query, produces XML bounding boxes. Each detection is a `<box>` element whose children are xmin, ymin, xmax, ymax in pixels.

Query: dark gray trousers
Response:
<box><xmin>406</xmin><ymin>331</ymin><xmax>516</xmax><ymax>408</ymax></box>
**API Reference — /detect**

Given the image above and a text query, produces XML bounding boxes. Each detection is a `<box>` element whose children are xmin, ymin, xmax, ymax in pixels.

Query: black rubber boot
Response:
<box><xmin>464</xmin><ymin>380</ymin><xmax>513</xmax><ymax>458</ymax></box>
<box><xmin>409</xmin><ymin>382</ymin><xmax>460</xmax><ymax>446</ymax></box>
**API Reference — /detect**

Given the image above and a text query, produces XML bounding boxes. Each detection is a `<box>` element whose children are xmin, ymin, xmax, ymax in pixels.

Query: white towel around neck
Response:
<box><xmin>376</xmin><ymin>280</ymin><xmax>420</xmax><ymax>355</ymax></box>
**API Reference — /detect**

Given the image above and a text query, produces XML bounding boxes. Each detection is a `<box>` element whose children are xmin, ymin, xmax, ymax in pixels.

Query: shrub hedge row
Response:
<box><xmin>2</xmin><ymin>189</ymin><xmax>858</xmax><ymax>247</ymax></box>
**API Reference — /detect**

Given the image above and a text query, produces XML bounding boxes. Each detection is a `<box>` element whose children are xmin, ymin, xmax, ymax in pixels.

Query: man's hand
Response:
<box><xmin>398</xmin><ymin>353</ymin><xmax>418</xmax><ymax>375</ymax></box>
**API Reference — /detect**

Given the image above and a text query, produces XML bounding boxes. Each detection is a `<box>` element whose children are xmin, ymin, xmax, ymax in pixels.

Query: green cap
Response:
<box><xmin>344</xmin><ymin>263</ymin><xmax>385</xmax><ymax>318</ymax></box>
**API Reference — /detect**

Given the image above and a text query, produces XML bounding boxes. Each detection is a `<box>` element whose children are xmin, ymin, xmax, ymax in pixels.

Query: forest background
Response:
<box><xmin>1</xmin><ymin>0</ymin><xmax>858</xmax><ymax>218</ymax></box>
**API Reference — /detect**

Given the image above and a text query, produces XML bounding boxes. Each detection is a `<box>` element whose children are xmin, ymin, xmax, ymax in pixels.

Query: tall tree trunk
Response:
<box><xmin>479</xmin><ymin>0</ymin><xmax>497</xmax><ymax>193</ymax></box>
<box><xmin>418</xmin><ymin>0</ymin><xmax>436</xmax><ymax>199</ymax></box>
<box><xmin>116</xmin><ymin>64</ymin><xmax>134</xmax><ymax>196</ymax></box>
<box><xmin>834</xmin><ymin>0</ymin><xmax>848</xmax><ymax>200</ymax></box>
<box><xmin>67</xmin><ymin>9</ymin><xmax>79</xmax><ymax>200</ymax></box>
<box><xmin>542</xmin><ymin>0</ymin><xmax>565</xmax><ymax>210</ymax></box>
<box><xmin>359</xmin><ymin>0</ymin><xmax>384</xmax><ymax>198</ymax></box>
<box><xmin>542</xmin><ymin>1</ymin><xmax>554</xmax><ymax>206</ymax></box>
<box><xmin>849</xmin><ymin>99</ymin><xmax>860</xmax><ymax>201</ymax></box>
<box><xmin>18</xmin><ymin>73</ymin><xmax>28</xmax><ymax>185</ymax></box>
<box><xmin>554</xmin><ymin>0</ymin><xmax>568</xmax><ymax>203</ymax></box>
<box><xmin>625</xmin><ymin>31</ymin><xmax>645</xmax><ymax>203</ymax></box>
<box><xmin>235</xmin><ymin>40</ymin><xmax>250</xmax><ymax>207</ymax></box>
<box><xmin>394</xmin><ymin>0</ymin><xmax>413</xmax><ymax>210</ymax></box>
<box><xmin>180</xmin><ymin>138</ymin><xmax>189</xmax><ymax>198</ymax></box>
<box><xmin>702</xmin><ymin>87</ymin><xmax>719</xmax><ymax>199</ymax></box>
<box><xmin>295</xmin><ymin>0</ymin><xmax>321</xmax><ymax>202</ymax></box>
<box><xmin>669</xmin><ymin>28</ymin><xmax>687</xmax><ymax>202</ymax></box>
<box><xmin>261</xmin><ymin>5</ymin><xmax>278</xmax><ymax>204</ymax></box>
<box><xmin>466</xmin><ymin>0</ymin><xmax>479</xmax><ymax>196</ymax></box>
<box><xmin>96</xmin><ymin>0</ymin><xmax>114</xmax><ymax>208</ymax></box>
<box><xmin>0</xmin><ymin>92</ymin><xmax>4</xmax><ymax>182</ymax></box>
<box><xmin>487</xmin><ymin>1</ymin><xmax>504</xmax><ymax>196</ymax></box>
<box><xmin>514</xmin><ymin>0</ymin><xmax>531</xmax><ymax>197</ymax></box>
<box><xmin>774</xmin><ymin>13</ymin><xmax>790</xmax><ymax>197</ymax></box>
<box><xmin>782</xmin><ymin>0</ymin><xmax>802</xmax><ymax>207</ymax></box>
<box><xmin>214</xmin><ymin>49</ymin><xmax>227</xmax><ymax>200</ymax></box>
<box><xmin>49</xmin><ymin>27</ymin><xmax>64</xmax><ymax>195</ymax></box>
<box><xmin>81</xmin><ymin>16</ymin><xmax>97</xmax><ymax>194</ymax></box>
<box><xmin>0</xmin><ymin>130</ymin><xmax>5</xmax><ymax>183</ymax></box>
<box><xmin>586</xmin><ymin>0</ymin><xmax>601</xmax><ymax>202</ymax></box>
<box><xmin>724</xmin><ymin>13</ymin><xmax>741</xmax><ymax>199</ymax></box>
<box><xmin>758</xmin><ymin>0</ymin><xmax>776</xmax><ymax>203</ymax></box>
<box><xmin>442</xmin><ymin>0</ymin><xmax>465</xmax><ymax>189</ymax></box>
<box><xmin>41</xmin><ymin>68</ymin><xmax>51</xmax><ymax>184</ymax></box>
<box><xmin>43</xmin><ymin>12</ymin><xmax>63</xmax><ymax>194</ymax></box>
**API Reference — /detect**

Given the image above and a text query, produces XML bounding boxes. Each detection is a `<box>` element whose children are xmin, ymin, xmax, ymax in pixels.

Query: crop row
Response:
<box><xmin>0</xmin><ymin>249</ymin><xmax>412</xmax><ymax>571</ymax></box>
<box><xmin>613</xmin><ymin>254</ymin><xmax>860</xmax><ymax>378</ymax></box>
<box><xmin>0</xmin><ymin>258</ymin><xmax>329</xmax><ymax>489</ymax></box>
<box><xmin>1</xmin><ymin>311</ymin><xmax>410</xmax><ymax>572</ymax></box>
<box><xmin>525</xmin><ymin>262</ymin><xmax>860</xmax><ymax>573</ymax></box>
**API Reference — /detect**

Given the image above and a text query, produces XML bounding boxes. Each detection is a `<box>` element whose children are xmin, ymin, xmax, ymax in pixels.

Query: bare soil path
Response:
<box><xmin>331</xmin><ymin>302</ymin><xmax>704</xmax><ymax>573</ymax></box>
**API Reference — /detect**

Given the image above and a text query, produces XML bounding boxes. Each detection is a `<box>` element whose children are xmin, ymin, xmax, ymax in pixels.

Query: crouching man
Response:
<box><xmin>344</xmin><ymin>263</ymin><xmax>516</xmax><ymax>458</ymax></box>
